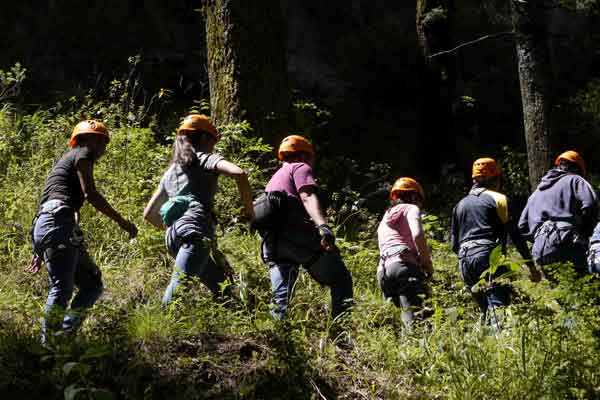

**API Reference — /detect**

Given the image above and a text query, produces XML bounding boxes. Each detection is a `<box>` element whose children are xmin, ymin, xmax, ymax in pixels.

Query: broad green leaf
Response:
<box><xmin>64</xmin><ymin>384</ymin><xmax>85</xmax><ymax>400</ymax></box>
<box><xmin>489</xmin><ymin>245</ymin><xmax>503</xmax><ymax>270</ymax></box>
<box><xmin>62</xmin><ymin>362</ymin><xmax>79</xmax><ymax>376</ymax></box>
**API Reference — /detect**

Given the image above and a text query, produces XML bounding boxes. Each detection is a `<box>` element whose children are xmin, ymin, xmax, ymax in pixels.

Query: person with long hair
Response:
<box><xmin>143</xmin><ymin>114</ymin><xmax>254</xmax><ymax>304</ymax></box>
<box><xmin>377</xmin><ymin>177</ymin><xmax>432</xmax><ymax>326</ymax></box>
<box><xmin>28</xmin><ymin>120</ymin><xmax>138</xmax><ymax>343</ymax></box>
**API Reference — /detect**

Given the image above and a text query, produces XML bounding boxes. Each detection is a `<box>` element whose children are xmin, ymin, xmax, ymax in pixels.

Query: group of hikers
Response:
<box><xmin>26</xmin><ymin>114</ymin><xmax>599</xmax><ymax>343</ymax></box>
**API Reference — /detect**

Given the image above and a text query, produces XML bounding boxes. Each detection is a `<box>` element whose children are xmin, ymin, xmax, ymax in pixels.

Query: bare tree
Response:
<box><xmin>203</xmin><ymin>0</ymin><xmax>289</xmax><ymax>139</ymax></box>
<box><xmin>510</xmin><ymin>0</ymin><xmax>554</xmax><ymax>188</ymax></box>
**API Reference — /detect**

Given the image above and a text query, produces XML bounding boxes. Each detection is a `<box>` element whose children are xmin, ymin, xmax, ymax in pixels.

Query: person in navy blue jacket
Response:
<box><xmin>452</xmin><ymin>158</ymin><xmax>540</xmax><ymax>325</ymax></box>
<box><xmin>519</xmin><ymin>151</ymin><xmax>598</xmax><ymax>279</ymax></box>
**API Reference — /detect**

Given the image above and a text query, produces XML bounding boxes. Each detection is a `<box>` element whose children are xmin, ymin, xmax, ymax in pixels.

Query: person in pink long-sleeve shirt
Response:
<box><xmin>377</xmin><ymin>177</ymin><xmax>432</xmax><ymax>324</ymax></box>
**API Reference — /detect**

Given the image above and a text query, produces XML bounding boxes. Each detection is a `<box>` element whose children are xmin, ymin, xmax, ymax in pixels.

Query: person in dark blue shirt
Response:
<box><xmin>452</xmin><ymin>158</ymin><xmax>540</xmax><ymax>324</ymax></box>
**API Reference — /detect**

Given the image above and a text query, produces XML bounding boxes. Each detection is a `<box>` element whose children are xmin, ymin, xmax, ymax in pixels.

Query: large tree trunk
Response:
<box><xmin>510</xmin><ymin>0</ymin><xmax>554</xmax><ymax>189</ymax></box>
<box><xmin>204</xmin><ymin>0</ymin><xmax>289</xmax><ymax>140</ymax></box>
<box><xmin>415</xmin><ymin>0</ymin><xmax>456</xmax><ymax>177</ymax></box>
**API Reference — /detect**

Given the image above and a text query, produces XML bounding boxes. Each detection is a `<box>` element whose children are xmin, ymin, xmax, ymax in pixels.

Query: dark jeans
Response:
<box><xmin>458</xmin><ymin>242</ymin><xmax>511</xmax><ymax>314</ymax></box>
<box><xmin>162</xmin><ymin>224</ymin><xmax>229</xmax><ymax>305</ymax></box>
<box><xmin>32</xmin><ymin>203</ymin><xmax>103</xmax><ymax>341</ymax></box>
<box><xmin>533</xmin><ymin>222</ymin><xmax>588</xmax><ymax>278</ymax></box>
<box><xmin>536</xmin><ymin>239</ymin><xmax>588</xmax><ymax>279</ymax></box>
<box><xmin>377</xmin><ymin>261</ymin><xmax>427</xmax><ymax>309</ymax></box>
<box><xmin>263</xmin><ymin>235</ymin><xmax>353</xmax><ymax>320</ymax></box>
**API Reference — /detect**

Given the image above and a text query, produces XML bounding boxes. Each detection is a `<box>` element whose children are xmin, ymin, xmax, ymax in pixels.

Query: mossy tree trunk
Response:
<box><xmin>204</xmin><ymin>0</ymin><xmax>289</xmax><ymax>140</ymax></box>
<box><xmin>510</xmin><ymin>0</ymin><xmax>554</xmax><ymax>189</ymax></box>
<box><xmin>415</xmin><ymin>0</ymin><xmax>456</xmax><ymax>177</ymax></box>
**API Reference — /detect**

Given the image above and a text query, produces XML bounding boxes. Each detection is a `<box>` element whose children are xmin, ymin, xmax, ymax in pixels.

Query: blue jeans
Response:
<box><xmin>458</xmin><ymin>242</ymin><xmax>511</xmax><ymax>314</ymax></box>
<box><xmin>267</xmin><ymin>250</ymin><xmax>353</xmax><ymax>320</ymax></box>
<box><xmin>32</xmin><ymin>203</ymin><xmax>103</xmax><ymax>341</ymax></box>
<box><xmin>162</xmin><ymin>225</ymin><xmax>229</xmax><ymax>305</ymax></box>
<box><xmin>588</xmin><ymin>244</ymin><xmax>600</xmax><ymax>274</ymax></box>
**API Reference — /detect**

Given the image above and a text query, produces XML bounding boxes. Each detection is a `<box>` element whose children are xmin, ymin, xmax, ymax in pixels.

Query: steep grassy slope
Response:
<box><xmin>0</xmin><ymin>102</ymin><xmax>599</xmax><ymax>400</ymax></box>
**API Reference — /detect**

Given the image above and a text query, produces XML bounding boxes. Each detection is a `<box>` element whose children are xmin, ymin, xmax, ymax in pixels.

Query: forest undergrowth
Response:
<box><xmin>1</xmin><ymin>67</ymin><xmax>600</xmax><ymax>400</ymax></box>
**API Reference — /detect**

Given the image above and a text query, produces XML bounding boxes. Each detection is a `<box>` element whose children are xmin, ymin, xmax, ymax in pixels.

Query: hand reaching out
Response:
<box><xmin>25</xmin><ymin>254</ymin><xmax>42</xmax><ymax>274</ymax></box>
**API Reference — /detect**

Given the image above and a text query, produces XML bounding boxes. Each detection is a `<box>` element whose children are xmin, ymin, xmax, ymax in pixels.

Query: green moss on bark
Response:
<box><xmin>205</xmin><ymin>0</ymin><xmax>289</xmax><ymax>140</ymax></box>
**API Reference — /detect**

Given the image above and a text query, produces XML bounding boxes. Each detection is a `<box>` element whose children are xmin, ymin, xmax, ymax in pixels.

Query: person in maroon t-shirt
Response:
<box><xmin>257</xmin><ymin>135</ymin><xmax>353</xmax><ymax>322</ymax></box>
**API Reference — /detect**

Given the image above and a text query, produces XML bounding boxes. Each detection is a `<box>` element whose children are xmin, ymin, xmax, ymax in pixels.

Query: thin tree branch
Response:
<box><xmin>428</xmin><ymin>31</ymin><xmax>515</xmax><ymax>58</ymax></box>
<box><xmin>310</xmin><ymin>379</ymin><xmax>328</xmax><ymax>400</ymax></box>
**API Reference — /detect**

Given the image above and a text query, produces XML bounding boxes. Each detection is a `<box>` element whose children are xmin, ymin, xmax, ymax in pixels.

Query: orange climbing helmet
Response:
<box><xmin>69</xmin><ymin>120</ymin><xmax>110</xmax><ymax>148</ymax></box>
<box><xmin>176</xmin><ymin>114</ymin><xmax>219</xmax><ymax>141</ymax></box>
<box><xmin>472</xmin><ymin>157</ymin><xmax>501</xmax><ymax>179</ymax></box>
<box><xmin>555</xmin><ymin>150</ymin><xmax>586</xmax><ymax>176</ymax></box>
<box><xmin>277</xmin><ymin>135</ymin><xmax>315</xmax><ymax>160</ymax></box>
<box><xmin>390</xmin><ymin>177</ymin><xmax>425</xmax><ymax>201</ymax></box>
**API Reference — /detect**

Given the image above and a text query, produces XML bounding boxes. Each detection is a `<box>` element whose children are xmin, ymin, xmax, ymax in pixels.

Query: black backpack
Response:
<box><xmin>251</xmin><ymin>191</ymin><xmax>288</xmax><ymax>232</ymax></box>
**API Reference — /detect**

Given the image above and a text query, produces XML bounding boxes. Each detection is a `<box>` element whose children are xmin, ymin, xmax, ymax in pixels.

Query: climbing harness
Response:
<box><xmin>30</xmin><ymin>199</ymin><xmax>83</xmax><ymax>260</ymax></box>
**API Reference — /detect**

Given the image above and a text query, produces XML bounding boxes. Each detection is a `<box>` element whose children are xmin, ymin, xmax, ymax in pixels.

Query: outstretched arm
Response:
<box><xmin>298</xmin><ymin>186</ymin><xmax>327</xmax><ymax>226</ymax></box>
<box><xmin>575</xmin><ymin>178</ymin><xmax>599</xmax><ymax>236</ymax></box>
<box><xmin>407</xmin><ymin>208</ymin><xmax>433</xmax><ymax>278</ymax></box>
<box><xmin>507</xmin><ymin>220</ymin><xmax>541</xmax><ymax>282</ymax></box>
<box><xmin>299</xmin><ymin>186</ymin><xmax>336</xmax><ymax>252</ymax></box>
<box><xmin>215</xmin><ymin>160</ymin><xmax>255</xmax><ymax>220</ymax></box>
<box><xmin>76</xmin><ymin>159</ymin><xmax>137</xmax><ymax>238</ymax></box>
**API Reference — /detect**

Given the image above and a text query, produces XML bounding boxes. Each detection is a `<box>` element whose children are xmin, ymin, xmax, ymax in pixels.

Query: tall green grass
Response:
<box><xmin>0</xmin><ymin>77</ymin><xmax>599</xmax><ymax>399</ymax></box>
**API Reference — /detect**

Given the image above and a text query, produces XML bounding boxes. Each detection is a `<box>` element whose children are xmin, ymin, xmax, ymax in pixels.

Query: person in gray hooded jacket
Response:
<box><xmin>518</xmin><ymin>151</ymin><xmax>598</xmax><ymax>278</ymax></box>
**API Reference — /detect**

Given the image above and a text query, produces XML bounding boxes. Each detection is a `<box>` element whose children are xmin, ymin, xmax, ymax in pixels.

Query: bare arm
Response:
<box><xmin>143</xmin><ymin>185</ymin><xmax>168</xmax><ymax>229</ymax></box>
<box><xmin>506</xmin><ymin>220</ymin><xmax>541</xmax><ymax>282</ymax></box>
<box><xmin>299</xmin><ymin>186</ymin><xmax>338</xmax><ymax>252</ymax></box>
<box><xmin>76</xmin><ymin>159</ymin><xmax>137</xmax><ymax>238</ymax></box>
<box><xmin>298</xmin><ymin>186</ymin><xmax>327</xmax><ymax>226</ymax></box>
<box><xmin>408</xmin><ymin>210</ymin><xmax>433</xmax><ymax>277</ymax></box>
<box><xmin>215</xmin><ymin>160</ymin><xmax>255</xmax><ymax>220</ymax></box>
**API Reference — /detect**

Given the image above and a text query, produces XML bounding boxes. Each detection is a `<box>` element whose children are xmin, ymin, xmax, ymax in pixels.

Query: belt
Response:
<box><xmin>458</xmin><ymin>239</ymin><xmax>497</xmax><ymax>259</ymax></box>
<box><xmin>379</xmin><ymin>244</ymin><xmax>420</xmax><ymax>268</ymax></box>
<box><xmin>534</xmin><ymin>220</ymin><xmax>576</xmax><ymax>239</ymax></box>
<box><xmin>30</xmin><ymin>199</ymin><xmax>81</xmax><ymax>251</ymax></box>
<box><xmin>38</xmin><ymin>199</ymin><xmax>71</xmax><ymax>215</ymax></box>
<box><xmin>380</xmin><ymin>245</ymin><xmax>411</xmax><ymax>262</ymax></box>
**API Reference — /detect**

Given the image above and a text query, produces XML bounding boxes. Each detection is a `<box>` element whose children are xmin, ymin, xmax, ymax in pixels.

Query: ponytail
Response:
<box><xmin>171</xmin><ymin>132</ymin><xmax>215</xmax><ymax>171</ymax></box>
<box><xmin>172</xmin><ymin>135</ymin><xmax>198</xmax><ymax>171</ymax></box>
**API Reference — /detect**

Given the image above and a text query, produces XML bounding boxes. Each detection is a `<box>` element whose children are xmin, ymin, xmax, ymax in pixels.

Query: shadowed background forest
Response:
<box><xmin>4</xmin><ymin>0</ymin><xmax>600</xmax><ymax>185</ymax></box>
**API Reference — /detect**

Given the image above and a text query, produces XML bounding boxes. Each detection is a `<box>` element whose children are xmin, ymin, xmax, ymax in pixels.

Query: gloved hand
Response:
<box><xmin>526</xmin><ymin>261</ymin><xmax>542</xmax><ymax>283</ymax></box>
<box><xmin>318</xmin><ymin>224</ymin><xmax>336</xmax><ymax>252</ymax></box>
